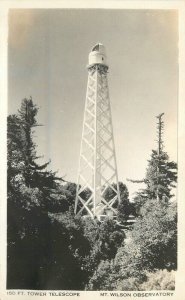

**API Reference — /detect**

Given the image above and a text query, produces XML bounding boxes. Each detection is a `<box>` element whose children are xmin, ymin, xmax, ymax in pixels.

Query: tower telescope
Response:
<box><xmin>75</xmin><ymin>43</ymin><xmax>120</xmax><ymax>220</ymax></box>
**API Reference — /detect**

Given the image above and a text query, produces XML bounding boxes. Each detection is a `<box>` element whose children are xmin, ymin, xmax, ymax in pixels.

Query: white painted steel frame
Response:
<box><xmin>75</xmin><ymin>64</ymin><xmax>120</xmax><ymax>219</ymax></box>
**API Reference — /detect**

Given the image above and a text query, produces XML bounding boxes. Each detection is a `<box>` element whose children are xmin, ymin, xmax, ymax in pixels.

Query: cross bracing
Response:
<box><xmin>75</xmin><ymin>64</ymin><xmax>120</xmax><ymax>219</ymax></box>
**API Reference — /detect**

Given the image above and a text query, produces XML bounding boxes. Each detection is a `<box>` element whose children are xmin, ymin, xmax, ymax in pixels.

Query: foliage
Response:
<box><xmin>117</xmin><ymin>183</ymin><xmax>136</xmax><ymax>221</ymax></box>
<box><xmin>7</xmin><ymin>98</ymin><xmax>125</xmax><ymax>289</ymax></box>
<box><xmin>116</xmin><ymin>277</ymin><xmax>142</xmax><ymax>291</ymax></box>
<box><xmin>103</xmin><ymin>182</ymin><xmax>136</xmax><ymax>222</ymax></box>
<box><xmin>140</xmin><ymin>270</ymin><xmax>175</xmax><ymax>290</ymax></box>
<box><xmin>103</xmin><ymin>182</ymin><xmax>129</xmax><ymax>205</ymax></box>
<box><xmin>80</xmin><ymin>217</ymin><xmax>125</xmax><ymax>276</ymax></box>
<box><xmin>87</xmin><ymin>199</ymin><xmax>177</xmax><ymax>291</ymax></box>
<box><xmin>87</xmin><ymin>259</ymin><xmax>141</xmax><ymax>291</ymax></box>
<box><xmin>115</xmin><ymin>200</ymin><xmax>177</xmax><ymax>274</ymax></box>
<box><xmin>7</xmin><ymin>100</ymin><xmax>177</xmax><ymax>291</ymax></box>
<box><xmin>40</xmin><ymin>213</ymin><xmax>90</xmax><ymax>289</ymax></box>
<box><xmin>87</xmin><ymin>260</ymin><xmax>116</xmax><ymax>291</ymax></box>
<box><xmin>110</xmin><ymin>269</ymin><xmax>175</xmax><ymax>291</ymax></box>
<box><xmin>129</xmin><ymin>114</ymin><xmax>177</xmax><ymax>213</ymax></box>
<box><xmin>7</xmin><ymin>98</ymin><xmax>63</xmax><ymax>198</ymax></box>
<box><xmin>7</xmin><ymin>98</ymin><xmax>79</xmax><ymax>289</ymax></box>
<box><xmin>144</xmin><ymin>150</ymin><xmax>177</xmax><ymax>201</ymax></box>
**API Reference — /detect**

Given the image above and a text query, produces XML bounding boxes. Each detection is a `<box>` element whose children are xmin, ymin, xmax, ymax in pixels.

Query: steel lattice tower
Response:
<box><xmin>75</xmin><ymin>43</ymin><xmax>120</xmax><ymax>220</ymax></box>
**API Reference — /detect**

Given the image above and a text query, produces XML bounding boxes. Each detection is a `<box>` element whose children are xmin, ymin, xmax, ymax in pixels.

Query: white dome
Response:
<box><xmin>88</xmin><ymin>43</ymin><xmax>108</xmax><ymax>67</ymax></box>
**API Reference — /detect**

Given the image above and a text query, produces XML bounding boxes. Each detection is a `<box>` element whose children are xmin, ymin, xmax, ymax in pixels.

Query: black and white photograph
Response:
<box><xmin>1</xmin><ymin>1</ymin><xmax>185</xmax><ymax>299</ymax></box>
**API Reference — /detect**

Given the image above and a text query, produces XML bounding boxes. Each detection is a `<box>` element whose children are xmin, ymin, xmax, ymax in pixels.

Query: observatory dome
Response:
<box><xmin>88</xmin><ymin>43</ymin><xmax>108</xmax><ymax>67</ymax></box>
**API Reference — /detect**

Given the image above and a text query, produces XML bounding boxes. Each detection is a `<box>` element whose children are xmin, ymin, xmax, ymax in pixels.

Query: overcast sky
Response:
<box><xmin>8</xmin><ymin>9</ymin><xmax>178</xmax><ymax>198</ymax></box>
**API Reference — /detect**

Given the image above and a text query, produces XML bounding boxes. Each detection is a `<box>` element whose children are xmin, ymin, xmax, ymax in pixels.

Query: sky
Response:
<box><xmin>8</xmin><ymin>9</ymin><xmax>178</xmax><ymax>198</ymax></box>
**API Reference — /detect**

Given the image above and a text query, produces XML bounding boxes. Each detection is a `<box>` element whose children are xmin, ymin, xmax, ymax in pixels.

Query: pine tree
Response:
<box><xmin>103</xmin><ymin>182</ymin><xmax>135</xmax><ymax>221</ymax></box>
<box><xmin>7</xmin><ymin>98</ymin><xmax>65</xmax><ymax>288</ymax></box>
<box><xmin>8</xmin><ymin>98</ymin><xmax>66</xmax><ymax>209</ymax></box>
<box><xmin>128</xmin><ymin>113</ymin><xmax>177</xmax><ymax>204</ymax></box>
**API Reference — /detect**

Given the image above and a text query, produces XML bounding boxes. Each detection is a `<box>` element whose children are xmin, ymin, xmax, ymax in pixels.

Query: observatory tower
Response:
<box><xmin>75</xmin><ymin>43</ymin><xmax>120</xmax><ymax>220</ymax></box>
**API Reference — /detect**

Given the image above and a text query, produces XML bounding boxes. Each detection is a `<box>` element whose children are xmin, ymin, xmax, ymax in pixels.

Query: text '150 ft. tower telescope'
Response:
<box><xmin>75</xmin><ymin>43</ymin><xmax>120</xmax><ymax>220</ymax></box>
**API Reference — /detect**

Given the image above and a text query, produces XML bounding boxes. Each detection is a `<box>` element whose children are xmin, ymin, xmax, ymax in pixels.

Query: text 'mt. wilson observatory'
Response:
<box><xmin>75</xmin><ymin>43</ymin><xmax>121</xmax><ymax>221</ymax></box>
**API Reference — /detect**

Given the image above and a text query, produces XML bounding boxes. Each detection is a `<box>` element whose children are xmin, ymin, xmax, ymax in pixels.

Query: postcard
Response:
<box><xmin>0</xmin><ymin>1</ymin><xmax>185</xmax><ymax>300</ymax></box>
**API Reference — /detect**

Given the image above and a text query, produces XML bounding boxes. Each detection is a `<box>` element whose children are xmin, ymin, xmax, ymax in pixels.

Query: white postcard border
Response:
<box><xmin>0</xmin><ymin>1</ymin><xmax>185</xmax><ymax>300</ymax></box>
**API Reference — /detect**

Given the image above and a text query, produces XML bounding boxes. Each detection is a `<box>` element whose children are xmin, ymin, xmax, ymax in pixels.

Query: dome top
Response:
<box><xmin>91</xmin><ymin>43</ymin><xmax>106</xmax><ymax>54</ymax></box>
<box><xmin>88</xmin><ymin>43</ymin><xmax>108</xmax><ymax>67</ymax></box>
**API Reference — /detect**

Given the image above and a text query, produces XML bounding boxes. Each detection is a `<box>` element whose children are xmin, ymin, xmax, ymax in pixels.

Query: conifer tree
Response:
<box><xmin>128</xmin><ymin>113</ymin><xmax>177</xmax><ymax>204</ymax></box>
<box><xmin>8</xmin><ymin>98</ymin><xmax>65</xmax><ymax>210</ymax></box>
<box><xmin>7</xmin><ymin>98</ymin><xmax>65</xmax><ymax>288</ymax></box>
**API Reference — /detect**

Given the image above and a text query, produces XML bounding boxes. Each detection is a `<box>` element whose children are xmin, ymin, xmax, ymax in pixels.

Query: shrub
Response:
<box><xmin>140</xmin><ymin>269</ymin><xmax>175</xmax><ymax>290</ymax></box>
